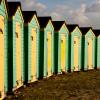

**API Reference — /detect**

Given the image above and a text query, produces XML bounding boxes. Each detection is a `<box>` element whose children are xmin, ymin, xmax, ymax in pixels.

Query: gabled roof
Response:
<box><xmin>80</xmin><ymin>27</ymin><xmax>92</xmax><ymax>35</ymax></box>
<box><xmin>93</xmin><ymin>30</ymin><xmax>100</xmax><ymax>36</ymax></box>
<box><xmin>37</xmin><ymin>16</ymin><xmax>52</xmax><ymax>28</ymax></box>
<box><xmin>7</xmin><ymin>2</ymin><xmax>22</xmax><ymax>17</ymax></box>
<box><xmin>52</xmin><ymin>21</ymin><xmax>66</xmax><ymax>31</ymax></box>
<box><xmin>67</xmin><ymin>24</ymin><xmax>78</xmax><ymax>33</ymax></box>
<box><xmin>22</xmin><ymin>11</ymin><xmax>37</xmax><ymax>23</ymax></box>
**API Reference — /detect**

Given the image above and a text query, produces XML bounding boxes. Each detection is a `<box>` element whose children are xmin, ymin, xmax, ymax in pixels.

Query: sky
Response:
<box><xmin>8</xmin><ymin>0</ymin><xmax>100</xmax><ymax>29</ymax></box>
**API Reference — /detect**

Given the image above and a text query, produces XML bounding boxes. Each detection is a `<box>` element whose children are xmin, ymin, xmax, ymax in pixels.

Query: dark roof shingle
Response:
<box><xmin>93</xmin><ymin>30</ymin><xmax>100</xmax><ymax>36</ymax></box>
<box><xmin>7</xmin><ymin>2</ymin><xmax>22</xmax><ymax>17</ymax></box>
<box><xmin>80</xmin><ymin>27</ymin><xmax>91</xmax><ymax>35</ymax></box>
<box><xmin>67</xmin><ymin>24</ymin><xmax>78</xmax><ymax>33</ymax></box>
<box><xmin>52</xmin><ymin>21</ymin><xmax>65</xmax><ymax>31</ymax></box>
<box><xmin>37</xmin><ymin>16</ymin><xmax>52</xmax><ymax>28</ymax></box>
<box><xmin>22</xmin><ymin>11</ymin><xmax>37</xmax><ymax>23</ymax></box>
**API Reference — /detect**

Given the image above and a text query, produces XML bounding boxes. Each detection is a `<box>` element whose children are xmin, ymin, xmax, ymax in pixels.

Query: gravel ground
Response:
<box><xmin>5</xmin><ymin>70</ymin><xmax>100</xmax><ymax>100</ymax></box>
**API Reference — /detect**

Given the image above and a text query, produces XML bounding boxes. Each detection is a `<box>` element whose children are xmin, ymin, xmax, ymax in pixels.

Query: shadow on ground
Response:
<box><xmin>5</xmin><ymin>70</ymin><xmax>100</xmax><ymax>100</ymax></box>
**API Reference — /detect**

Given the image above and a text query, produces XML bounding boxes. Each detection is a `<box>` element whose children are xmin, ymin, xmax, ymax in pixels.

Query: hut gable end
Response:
<box><xmin>0</xmin><ymin>0</ymin><xmax>7</xmax><ymax>17</ymax></box>
<box><xmin>14</xmin><ymin>7</ymin><xmax>24</xmax><ymax>23</ymax></box>
<box><xmin>86</xmin><ymin>29</ymin><xmax>95</xmax><ymax>38</ymax></box>
<box><xmin>30</xmin><ymin>15</ymin><xmax>39</xmax><ymax>28</ymax></box>
<box><xmin>45</xmin><ymin>20</ymin><xmax>54</xmax><ymax>31</ymax></box>
<box><xmin>72</xmin><ymin>27</ymin><xmax>82</xmax><ymax>36</ymax></box>
<box><xmin>59</xmin><ymin>23</ymin><xmax>68</xmax><ymax>34</ymax></box>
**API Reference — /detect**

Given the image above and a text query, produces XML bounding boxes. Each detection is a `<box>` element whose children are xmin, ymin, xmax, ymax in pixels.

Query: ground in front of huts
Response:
<box><xmin>5</xmin><ymin>70</ymin><xmax>100</xmax><ymax>100</ymax></box>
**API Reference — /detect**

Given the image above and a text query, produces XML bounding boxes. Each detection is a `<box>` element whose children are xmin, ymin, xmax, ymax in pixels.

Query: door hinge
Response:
<box><xmin>16</xmin><ymin>80</ymin><xmax>19</xmax><ymax>86</ymax></box>
<box><xmin>0</xmin><ymin>91</ymin><xmax>1</xmax><ymax>98</ymax></box>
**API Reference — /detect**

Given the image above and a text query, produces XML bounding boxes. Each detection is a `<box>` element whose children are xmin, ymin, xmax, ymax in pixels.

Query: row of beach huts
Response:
<box><xmin>0</xmin><ymin>0</ymin><xmax>100</xmax><ymax>99</ymax></box>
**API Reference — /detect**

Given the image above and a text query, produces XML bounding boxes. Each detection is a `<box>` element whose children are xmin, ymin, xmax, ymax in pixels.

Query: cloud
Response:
<box><xmin>36</xmin><ymin>2</ymin><xmax>46</xmax><ymax>10</ymax></box>
<box><xmin>49</xmin><ymin>3</ymin><xmax>91</xmax><ymax>26</ymax></box>
<box><xmin>86</xmin><ymin>0</ymin><xmax>100</xmax><ymax>12</ymax></box>
<box><xmin>7</xmin><ymin>0</ymin><xmax>100</xmax><ymax>28</ymax></box>
<box><xmin>24</xmin><ymin>0</ymin><xmax>46</xmax><ymax>11</ymax></box>
<box><xmin>8</xmin><ymin>0</ymin><xmax>46</xmax><ymax>11</ymax></box>
<box><xmin>95</xmin><ymin>0</ymin><xmax>100</xmax><ymax>4</ymax></box>
<box><xmin>50</xmin><ymin>12</ymin><xmax>63</xmax><ymax>20</ymax></box>
<box><xmin>53</xmin><ymin>5</ymin><xmax>70</xmax><ymax>13</ymax></box>
<box><xmin>70</xmin><ymin>4</ymin><xmax>91</xmax><ymax>26</ymax></box>
<box><xmin>45</xmin><ymin>5</ymin><xmax>72</xmax><ymax>21</ymax></box>
<box><xmin>38</xmin><ymin>0</ymin><xmax>100</xmax><ymax>28</ymax></box>
<box><xmin>87</xmin><ymin>13</ymin><xmax>100</xmax><ymax>29</ymax></box>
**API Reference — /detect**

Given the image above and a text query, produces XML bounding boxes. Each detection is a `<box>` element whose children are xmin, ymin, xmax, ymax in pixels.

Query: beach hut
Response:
<box><xmin>38</xmin><ymin>17</ymin><xmax>54</xmax><ymax>78</ymax></box>
<box><xmin>67</xmin><ymin>25</ymin><xmax>82</xmax><ymax>72</ymax></box>
<box><xmin>52</xmin><ymin>21</ymin><xmax>69</xmax><ymax>74</ymax></box>
<box><xmin>93</xmin><ymin>30</ymin><xmax>100</xmax><ymax>70</ymax></box>
<box><xmin>23</xmin><ymin>11</ymin><xmax>40</xmax><ymax>83</ymax></box>
<box><xmin>80</xmin><ymin>27</ymin><xmax>95</xmax><ymax>70</ymax></box>
<box><xmin>7</xmin><ymin>2</ymin><xmax>24</xmax><ymax>91</ymax></box>
<box><xmin>0</xmin><ymin>0</ymin><xmax>8</xmax><ymax>99</ymax></box>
